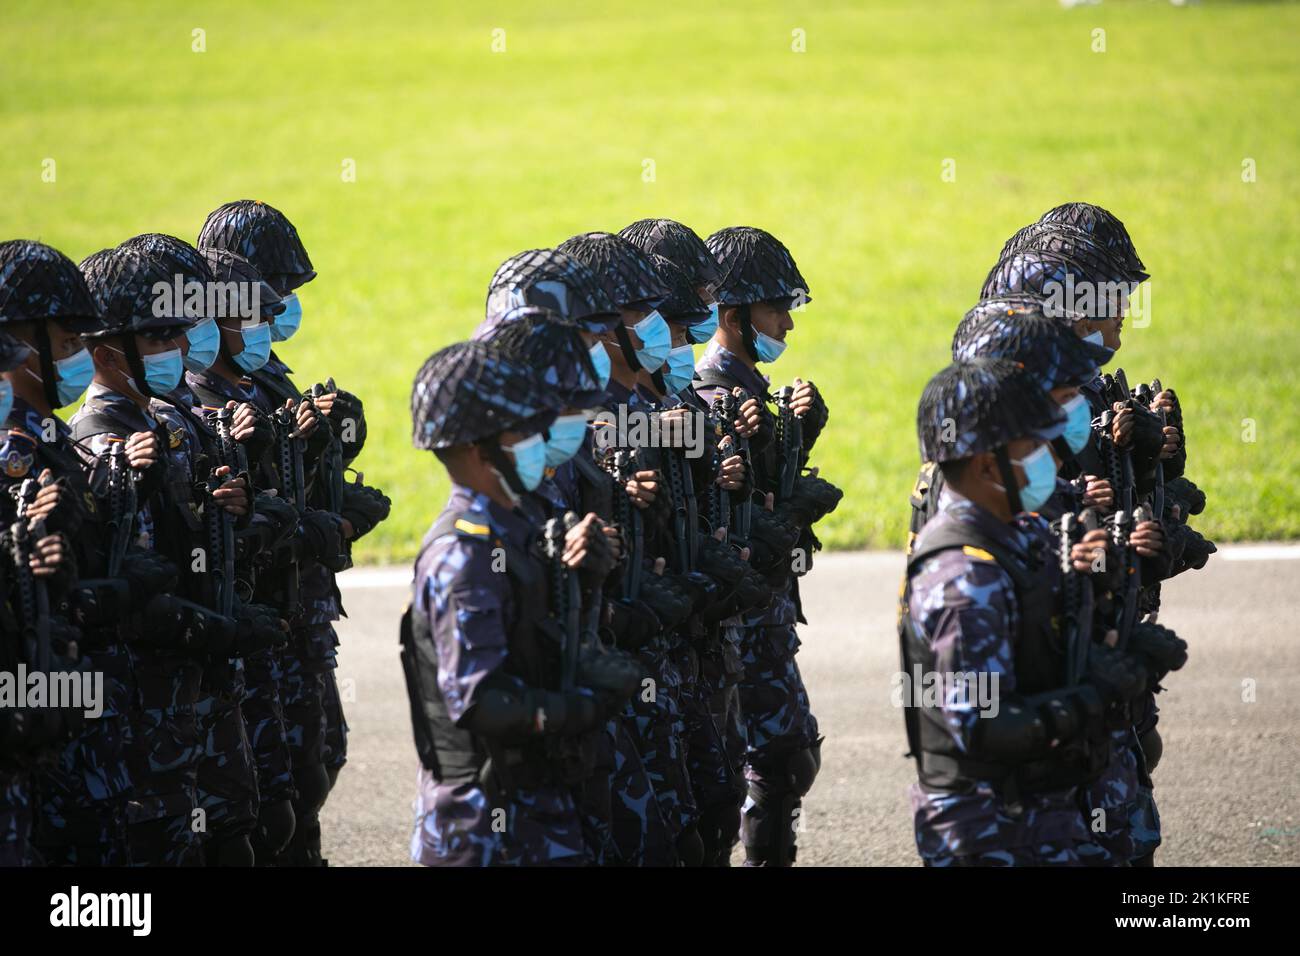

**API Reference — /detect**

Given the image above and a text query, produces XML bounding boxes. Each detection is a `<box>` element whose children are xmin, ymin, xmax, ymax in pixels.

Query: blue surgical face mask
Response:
<box><xmin>1007</xmin><ymin>443</ymin><xmax>1059</xmax><ymax>513</ymax></box>
<box><xmin>544</xmin><ymin>413</ymin><xmax>588</xmax><ymax>468</ymax></box>
<box><xmin>753</xmin><ymin>330</ymin><xmax>787</xmax><ymax>364</ymax></box>
<box><xmin>688</xmin><ymin>303</ymin><xmax>719</xmax><ymax>343</ymax></box>
<box><xmin>662</xmin><ymin>344</ymin><xmax>696</xmax><ymax>394</ymax></box>
<box><xmin>232</xmin><ymin>322</ymin><xmax>272</xmax><ymax>373</ymax></box>
<box><xmin>0</xmin><ymin>379</ymin><xmax>12</xmax><ymax>424</ymax></box>
<box><xmin>632</xmin><ymin>310</ymin><xmax>671</xmax><ymax>372</ymax></box>
<box><xmin>141</xmin><ymin>347</ymin><xmax>184</xmax><ymax>395</ymax></box>
<box><xmin>54</xmin><ymin>348</ymin><xmax>94</xmax><ymax>406</ymax></box>
<box><xmin>588</xmin><ymin>341</ymin><xmax>612</xmax><ymax>389</ymax></box>
<box><xmin>1060</xmin><ymin>394</ymin><xmax>1091</xmax><ymax>454</ymax></box>
<box><xmin>505</xmin><ymin>432</ymin><xmax>547</xmax><ymax>491</ymax></box>
<box><xmin>184</xmin><ymin>318</ymin><xmax>220</xmax><ymax>372</ymax></box>
<box><xmin>1083</xmin><ymin>330</ymin><xmax>1104</xmax><ymax>347</ymax></box>
<box><xmin>271</xmin><ymin>293</ymin><xmax>302</xmax><ymax>342</ymax></box>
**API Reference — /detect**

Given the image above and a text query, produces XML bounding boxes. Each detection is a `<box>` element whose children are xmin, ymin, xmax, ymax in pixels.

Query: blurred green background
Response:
<box><xmin>2</xmin><ymin>0</ymin><xmax>1296</xmax><ymax>561</ymax></box>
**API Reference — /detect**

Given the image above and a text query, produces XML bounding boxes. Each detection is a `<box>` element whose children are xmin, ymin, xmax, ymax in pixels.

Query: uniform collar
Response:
<box><xmin>83</xmin><ymin>382</ymin><xmax>156</xmax><ymax>430</ymax></box>
<box><xmin>700</xmin><ymin>342</ymin><xmax>770</xmax><ymax>398</ymax></box>
<box><xmin>448</xmin><ymin>482</ymin><xmax>534</xmax><ymax>546</ymax></box>
<box><xmin>937</xmin><ymin>485</ymin><xmax>1029</xmax><ymax>555</ymax></box>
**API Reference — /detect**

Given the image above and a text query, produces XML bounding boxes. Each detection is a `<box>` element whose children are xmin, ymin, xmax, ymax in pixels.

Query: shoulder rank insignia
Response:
<box><xmin>454</xmin><ymin>518</ymin><xmax>491</xmax><ymax>538</ymax></box>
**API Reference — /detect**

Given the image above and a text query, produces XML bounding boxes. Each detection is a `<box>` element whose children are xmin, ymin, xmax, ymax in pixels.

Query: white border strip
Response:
<box><xmin>338</xmin><ymin>542</ymin><xmax>1300</xmax><ymax>589</ymax></box>
<box><xmin>1218</xmin><ymin>544</ymin><xmax>1300</xmax><ymax>562</ymax></box>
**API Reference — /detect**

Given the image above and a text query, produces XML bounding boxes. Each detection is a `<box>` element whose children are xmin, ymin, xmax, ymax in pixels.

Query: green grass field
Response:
<box><xmin>2</xmin><ymin>0</ymin><xmax>1297</xmax><ymax>561</ymax></box>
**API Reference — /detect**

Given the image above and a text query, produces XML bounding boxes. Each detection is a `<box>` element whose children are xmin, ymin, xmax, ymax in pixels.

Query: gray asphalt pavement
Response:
<box><xmin>321</xmin><ymin>547</ymin><xmax>1300</xmax><ymax>866</ymax></box>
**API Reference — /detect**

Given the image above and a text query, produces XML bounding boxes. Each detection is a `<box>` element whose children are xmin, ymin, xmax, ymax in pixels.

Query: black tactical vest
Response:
<box><xmin>898</xmin><ymin>517</ymin><xmax>1094</xmax><ymax>794</ymax></box>
<box><xmin>399</xmin><ymin>510</ymin><xmax>562</xmax><ymax>794</ymax></box>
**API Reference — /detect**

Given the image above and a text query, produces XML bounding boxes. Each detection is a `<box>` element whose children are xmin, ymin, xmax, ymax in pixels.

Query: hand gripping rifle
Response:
<box><xmin>774</xmin><ymin>385</ymin><xmax>803</xmax><ymax>504</ymax></box>
<box><xmin>606</xmin><ymin>448</ymin><xmax>643</xmax><ymax>602</ymax></box>
<box><xmin>308</xmin><ymin>380</ymin><xmax>346</xmax><ymax>514</ymax></box>
<box><xmin>273</xmin><ymin>404</ymin><xmax>306</xmax><ymax>617</ymax></box>
<box><xmin>104</xmin><ymin>439</ymin><xmax>138</xmax><ymax>578</ymax></box>
<box><xmin>205</xmin><ymin>406</ymin><xmax>241</xmax><ymax>617</ymax></box>
<box><xmin>10</xmin><ymin>478</ymin><xmax>52</xmax><ymax>673</ymax></box>
<box><xmin>1058</xmin><ymin>510</ymin><xmax>1099</xmax><ymax>686</ymax></box>
<box><xmin>661</xmin><ymin>437</ymin><xmax>695</xmax><ymax>575</ymax></box>
<box><xmin>543</xmin><ymin>514</ymin><xmax>583</xmax><ymax>693</ymax></box>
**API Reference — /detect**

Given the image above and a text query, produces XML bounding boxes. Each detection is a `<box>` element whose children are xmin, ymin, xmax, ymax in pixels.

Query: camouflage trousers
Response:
<box><xmin>1130</xmin><ymin>786</ymin><xmax>1162</xmax><ymax>862</ymax></box>
<box><xmin>736</xmin><ymin>623</ymin><xmax>819</xmax><ymax>864</ymax></box>
<box><xmin>123</xmin><ymin>702</ymin><xmax>204</xmax><ymax>866</ymax></box>
<box><xmin>411</xmin><ymin>771</ymin><xmax>587</xmax><ymax>867</ymax></box>
<box><xmin>627</xmin><ymin>636</ymin><xmax>697</xmax><ymax>852</ymax></box>
<box><xmin>34</xmin><ymin>712</ymin><xmax>133</xmax><ymax>866</ymax></box>
<box><xmin>606</xmin><ymin>717</ymin><xmax>674</xmax><ymax>865</ymax></box>
<box><xmin>241</xmin><ymin>647</ymin><xmax>294</xmax><ymax>805</ymax></box>
<box><xmin>274</xmin><ymin>622</ymin><xmax>347</xmax><ymax>865</ymax></box>
<box><xmin>194</xmin><ymin>684</ymin><xmax>259</xmax><ymax>848</ymax></box>
<box><xmin>0</xmin><ymin>771</ymin><xmax>39</xmax><ymax>866</ymax></box>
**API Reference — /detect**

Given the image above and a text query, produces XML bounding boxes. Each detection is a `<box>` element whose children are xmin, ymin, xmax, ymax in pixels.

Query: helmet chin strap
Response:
<box><xmin>33</xmin><ymin>322</ymin><xmax>61</xmax><ymax>409</ymax></box>
<box><xmin>993</xmin><ymin>446</ymin><xmax>1024</xmax><ymax>515</ymax></box>
<box><xmin>613</xmin><ymin>323</ymin><xmax>645</xmax><ymax>373</ymax></box>
<box><xmin>120</xmin><ymin>335</ymin><xmax>155</xmax><ymax>400</ymax></box>
<box><xmin>736</xmin><ymin>304</ymin><xmax>760</xmax><ymax>364</ymax></box>
<box><xmin>480</xmin><ymin>439</ymin><xmax>526</xmax><ymax>501</ymax></box>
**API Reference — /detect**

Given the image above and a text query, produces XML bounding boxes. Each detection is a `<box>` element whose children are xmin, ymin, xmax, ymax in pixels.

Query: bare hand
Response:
<box><xmin>125</xmin><ymin>431</ymin><xmax>160</xmax><ymax>470</ymax></box>
<box><xmin>734</xmin><ymin>393</ymin><xmax>762</xmax><ymax>438</ymax></box>
<box><xmin>1130</xmin><ymin>520</ymin><xmax>1165</xmax><ymax>558</ymax></box>
<box><xmin>1081</xmin><ymin>476</ymin><xmax>1114</xmax><ymax>512</ymax></box>
<box><xmin>717</xmin><ymin>454</ymin><xmax>745</xmax><ymax>490</ymax></box>
<box><xmin>212</xmin><ymin>465</ymin><xmax>250</xmax><ymax>517</ymax></box>
<box><xmin>1070</xmin><ymin>528</ymin><xmax>1110</xmax><ymax>573</ymax></box>
<box><xmin>625</xmin><ymin>469</ymin><xmax>659</xmax><ymax>509</ymax></box>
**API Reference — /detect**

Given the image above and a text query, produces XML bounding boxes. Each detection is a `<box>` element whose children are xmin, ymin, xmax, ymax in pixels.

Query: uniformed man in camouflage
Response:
<box><xmin>901</xmin><ymin>357</ymin><xmax>1155</xmax><ymax>865</ymax></box>
<box><xmin>0</xmin><ymin>240</ymin><xmax>138</xmax><ymax>865</ymax></box>
<box><xmin>402</xmin><ymin>338</ymin><xmax>638</xmax><ymax>866</ymax></box>
<box><xmin>199</xmin><ymin>200</ymin><xmax>390</xmax><ymax>865</ymax></box>
<box><xmin>693</xmin><ymin>225</ymin><xmax>837</xmax><ymax>866</ymax></box>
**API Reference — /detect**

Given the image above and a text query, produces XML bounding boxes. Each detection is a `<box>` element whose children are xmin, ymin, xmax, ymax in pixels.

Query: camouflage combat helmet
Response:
<box><xmin>556</xmin><ymin>232</ymin><xmax>670</xmax><ymax>313</ymax></box>
<box><xmin>0</xmin><ymin>240</ymin><xmax>101</xmax><ymax>332</ymax></box>
<box><xmin>479</xmin><ymin>306</ymin><xmax>606</xmax><ymax>409</ymax></box>
<box><xmin>1037</xmin><ymin>202</ymin><xmax>1147</xmax><ymax>280</ymax></box>
<box><xmin>200</xmin><ymin>247</ymin><xmax>286</xmax><ymax>321</ymax></box>
<box><xmin>979</xmin><ymin>249</ymin><xmax>1132</xmax><ymax>319</ymax></box>
<box><xmin>951</xmin><ymin>302</ymin><xmax>1113</xmax><ymax>391</ymax></box>
<box><xmin>647</xmin><ymin>254</ymin><xmax>711</xmax><ymax>326</ymax></box>
<box><xmin>705</xmin><ymin>226</ymin><xmax>810</xmax><ymax>309</ymax></box>
<box><xmin>916</xmin><ymin>357</ymin><xmax>1066</xmax><ymax>464</ymax></box>
<box><xmin>997</xmin><ymin>222</ymin><xmax>1141</xmax><ymax>284</ymax></box>
<box><xmin>120</xmin><ymin>233</ymin><xmax>214</xmax><ymax>292</ymax></box>
<box><xmin>482</xmin><ymin>247</ymin><xmax>620</xmax><ymax>335</ymax></box>
<box><xmin>198</xmin><ymin>199</ymin><xmax>316</xmax><ymax>296</ymax></box>
<box><xmin>619</xmin><ymin>218</ymin><xmax>722</xmax><ymax>293</ymax></box>
<box><xmin>412</xmin><ymin>339</ymin><xmax>560</xmax><ymax>451</ymax></box>
<box><xmin>79</xmin><ymin>248</ymin><xmax>197</xmax><ymax>340</ymax></box>
<box><xmin>0</xmin><ymin>329</ymin><xmax>31</xmax><ymax>371</ymax></box>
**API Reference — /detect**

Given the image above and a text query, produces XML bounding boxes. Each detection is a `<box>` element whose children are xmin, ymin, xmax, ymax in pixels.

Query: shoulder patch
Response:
<box><xmin>962</xmin><ymin>545</ymin><xmax>996</xmax><ymax>562</ymax></box>
<box><xmin>1</xmin><ymin>429</ymin><xmax>37</xmax><ymax>479</ymax></box>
